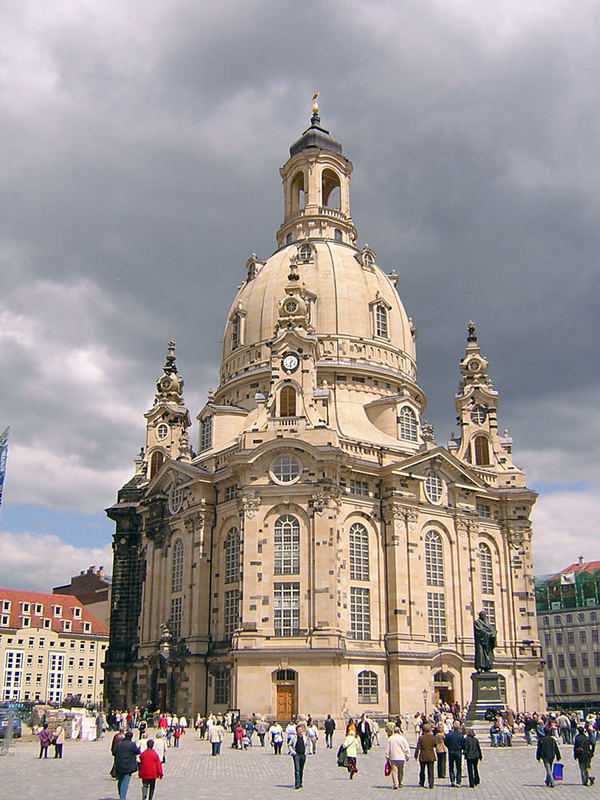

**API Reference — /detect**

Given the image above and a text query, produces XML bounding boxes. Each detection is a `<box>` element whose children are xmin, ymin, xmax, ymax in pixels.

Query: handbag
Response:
<box><xmin>384</xmin><ymin>759</ymin><xmax>391</xmax><ymax>776</ymax></box>
<box><xmin>337</xmin><ymin>744</ymin><xmax>348</xmax><ymax>768</ymax></box>
<box><xmin>110</xmin><ymin>764</ymin><xmax>117</xmax><ymax>779</ymax></box>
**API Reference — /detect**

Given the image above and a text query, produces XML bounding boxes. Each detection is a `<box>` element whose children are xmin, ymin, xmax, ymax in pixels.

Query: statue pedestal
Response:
<box><xmin>467</xmin><ymin>671</ymin><xmax>506</xmax><ymax>720</ymax></box>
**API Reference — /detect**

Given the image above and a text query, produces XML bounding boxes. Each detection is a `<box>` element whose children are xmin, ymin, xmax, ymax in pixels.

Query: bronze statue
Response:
<box><xmin>474</xmin><ymin>610</ymin><xmax>496</xmax><ymax>672</ymax></box>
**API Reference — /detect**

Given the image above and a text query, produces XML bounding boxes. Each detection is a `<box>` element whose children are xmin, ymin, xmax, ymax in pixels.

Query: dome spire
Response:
<box><xmin>311</xmin><ymin>90</ymin><xmax>320</xmax><ymax>125</ymax></box>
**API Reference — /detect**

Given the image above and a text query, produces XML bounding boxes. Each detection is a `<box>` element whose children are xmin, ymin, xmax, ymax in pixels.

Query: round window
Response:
<box><xmin>270</xmin><ymin>454</ymin><xmax>302</xmax><ymax>484</ymax></box>
<box><xmin>168</xmin><ymin>486</ymin><xmax>183</xmax><ymax>515</ymax></box>
<box><xmin>157</xmin><ymin>423</ymin><xmax>169</xmax><ymax>440</ymax></box>
<box><xmin>425</xmin><ymin>471</ymin><xmax>443</xmax><ymax>504</ymax></box>
<box><xmin>470</xmin><ymin>405</ymin><xmax>487</xmax><ymax>424</ymax></box>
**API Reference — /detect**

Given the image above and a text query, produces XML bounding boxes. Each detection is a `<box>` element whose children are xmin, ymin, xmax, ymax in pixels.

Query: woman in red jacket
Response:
<box><xmin>138</xmin><ymin>739</ymin><xmax>164</xmax><ymax>800</ymax></box>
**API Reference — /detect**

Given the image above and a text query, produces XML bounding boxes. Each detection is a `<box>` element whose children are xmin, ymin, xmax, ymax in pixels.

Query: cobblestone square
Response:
<box><xmin>1</xmin><ymin>731</ymin><xmax>594</xmax><ymax>800</ymax></box>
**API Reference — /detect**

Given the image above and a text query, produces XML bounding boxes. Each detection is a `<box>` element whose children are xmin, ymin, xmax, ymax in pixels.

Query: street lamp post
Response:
<box><xmin>521</xmin><ymin>688</ymin><xmax>527</xmax><ymax>713</ymax></box>
<box><xmin>423</xmin><ymin>688</ymin><xmax>428</xmax><ymax>718</ymax></box>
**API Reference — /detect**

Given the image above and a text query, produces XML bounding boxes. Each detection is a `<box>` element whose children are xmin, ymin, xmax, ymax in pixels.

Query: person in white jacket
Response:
<box><xmin>385</xmin><ymin>726</ymin><xmax>411</xmax><ymax>790</ymax></box>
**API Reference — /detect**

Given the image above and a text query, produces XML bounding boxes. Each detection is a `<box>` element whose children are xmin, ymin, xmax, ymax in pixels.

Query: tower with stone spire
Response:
<box><xmin>142</xmin><ymin>341</ymin><xmax>192</xmax><ymax>479</ymax></box>
<box><xmin>449</xmin><ymin>322</ymin><xmax>525</xmax><ymax>487</ymax></box>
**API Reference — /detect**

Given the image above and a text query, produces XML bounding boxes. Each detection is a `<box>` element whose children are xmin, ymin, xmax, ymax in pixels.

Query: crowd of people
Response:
<box><xmin>31</xmin><ymin>699</ymin><xmax>598</xmax><ymax>797</ymax></box>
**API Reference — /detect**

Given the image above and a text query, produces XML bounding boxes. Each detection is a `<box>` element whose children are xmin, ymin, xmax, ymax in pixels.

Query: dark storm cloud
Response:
<box><xmin>0</xmin><ymin>0</ymin><xmax>598</xmax><ymax>572</ymax></box>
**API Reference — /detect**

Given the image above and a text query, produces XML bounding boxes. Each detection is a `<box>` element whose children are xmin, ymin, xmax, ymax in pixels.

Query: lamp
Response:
<box><xmin>521</xmin><ymin>688</ymin><xmax>527</xmax><ymax>713</ymax></box>
<box><xmin>423</xmin><ymin>688</ymin><xmax>428</xmax><ymax>717</ymax></box>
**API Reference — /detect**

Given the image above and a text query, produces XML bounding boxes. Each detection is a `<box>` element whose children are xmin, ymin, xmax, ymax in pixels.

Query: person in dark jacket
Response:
<box><xmin>464</xmin><ymin>729</ymin><xmax>483</xmax><ymax>788</ymax></box>
<box><xmin>573</xmin><ymin>726</ymin><xmax>596</xmax><ymax>786</ymax></box>
<box><xmin>113</xmin><ymin>730</ymin><xmax>141</xmax><ymax>800</ymax></box>
<box><xmin>445</xmin><ymin>720</ymin><xmax>465</xmax><ymax>787</ymax></box>
<box><xmin>536</xmin><ymin>729</ymin><xmax>561</xmax><ymax>787</ymax></box>
<box><xmin>415</xmin><ymin>723</ymin><xmax>437</xmax><ymax>788</ymax></box>
<box><xmin>324</xmin><ymin>714</ymin><xmax>336</xmax><ymax>748</ymax></box>
<box><xmin>357</xmin><ymin>713</ymin><xmax>372</xmax><ymax>754</ymax></box>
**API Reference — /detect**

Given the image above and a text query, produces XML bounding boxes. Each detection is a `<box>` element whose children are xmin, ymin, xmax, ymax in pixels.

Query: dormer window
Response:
<box><xmin>62</xmin><ymin>619</ymin><xmax>72</xmax><ymax>632</ymax></box>
<box><xmin>474</xmin><ymin>435</ymin><xmax>491</xmax><ymax>466</ymax></box>
<box><xmin>2</xmin><ymin>600</ymin><xmax>10</xmax><ymax>613</ymax></box>
<box><xmin>398</xmin><ymin>406</ymin><xmax>418</xmax><ymax>441</ymax></box>
<box><xmin>375</xmin><ymin>304</ymin><xmax>388</xmax><ymax>338</ymax></box>
<box><xmin>53</xmin><ymin>605</ymin><xmax>62</xmax><ymax>618</ymax></box>
<box><xmin>200</xmin><ymin>416</ymin><xmax>213</xmax><ymax>451</ymax></box>
<box><xmin>21</xmin><ymin>603</ymin><xmax>30</xmax><ymax>614</ymax></box>
<box><xmin>22</xmin><ymin>616</ymin><xmax>31</xmax><ymax>627</ymax></box>
<box><xmin>334</xmin><ymin>228</ymin><xmax>342</xmax><ymax>242</ymax></box>
<box><xmin>83</xmin><ymin>621</ymin><xmax>91</xmax><ymax>633</ymax></box>
<box><xmin>42</xmin><ymin>618</ymin><xmax>51</xmax><ymax>629</ymax></box>
<box><xmin>34</xmin><ymin>603</ymin><xmax>42</xmax><ymax>615</ymax></box>
<box><xmin>231</xmin><ymin>314</ymin><xmax>241</xmax><ymax>349</ymax></box>
<box><xmin>298</xmin><ymin>243</ymin><xmax>313</xmax><ymax>263</ymax></box>
<box><xmin>72</xmin><ymin>607</ymin><xmax>82</xmax><ymax>619</ymax></box>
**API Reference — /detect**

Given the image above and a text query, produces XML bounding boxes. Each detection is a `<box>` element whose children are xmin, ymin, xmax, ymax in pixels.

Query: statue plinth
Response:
<box><xmin>467</xmin><ymin>671</ymin><xmax>506</xmax><ymax>720</ymax></box>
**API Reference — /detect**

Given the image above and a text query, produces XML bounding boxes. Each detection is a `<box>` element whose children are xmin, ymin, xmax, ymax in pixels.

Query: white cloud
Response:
<box><xmin>532</xmin><ymin>485</ymin><xmax>600</xmax><ymax>575</ymax></box>
<box><xmin>0</xmin><ymin>530</ymin><xmax>112</xmax><ymax>593</ymax></box>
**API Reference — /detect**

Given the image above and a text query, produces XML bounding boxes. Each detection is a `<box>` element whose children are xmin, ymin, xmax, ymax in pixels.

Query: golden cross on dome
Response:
<box><xmin>312</xmin><ymin>90</ymin><xmax>319</xmax><ymax>114</ymax></box>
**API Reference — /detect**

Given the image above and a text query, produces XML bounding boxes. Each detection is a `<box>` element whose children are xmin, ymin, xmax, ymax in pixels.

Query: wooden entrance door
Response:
<box><xmin>277</xmin><ymin>684</ymin><xmax>295</xmax><ymax>720</ymax></box>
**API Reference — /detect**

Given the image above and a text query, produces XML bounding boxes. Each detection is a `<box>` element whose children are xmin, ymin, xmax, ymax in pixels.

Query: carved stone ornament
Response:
<box><xmin>505</xmin><ymin>525</ymin><xmax>532</xmax><ymax>552</ymax></box>
<box><xmin>454</xmin><ymin>514</ymin><xmax>476</xmax><ymax>538</ymax></box>
<box><xmin>386</xmin><ymin>502</ymin><xmax>418</xmax><ymax>531</ymax></box>
<box><xmin>184</xmin><ymin>512</ymin><xmax>206</xmax><ymax>535</ymax></box>
<box><xmin>238</xmin><ymin>490</ymin><xmax>261</xmax><ymax>519</ymax></box>
<box><xmin>309</xmin><ymin>485</ymin><xmax>342</xmax><ymax>516</ymax></box>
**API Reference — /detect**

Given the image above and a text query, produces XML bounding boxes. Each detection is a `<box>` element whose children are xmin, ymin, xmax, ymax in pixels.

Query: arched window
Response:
<box><xmin>171</xmin><ymin>539</ymin><xmax>184</xmax><ymax>593</ymax></box>
<box><xmin>280</xmin><ymin>386</ymin><xmax>297</xmax><ymax>417</ymax></box>
<box><xmin>322</xmin><ymin>168</ymin><xmax>341</xmax><ymax>208</ymax></box>
<box><xmin>398</xmin><ymin>406</ymin><xmax>418</xmax><ymax>441</ymax></box>
<box><xmin>225</xmin><ymin>527</ymin><xmax>240</xmax><ymax>584</ymax></box>
<box><xmin>291</xmin><ymin>171</ymin><xmax>305</xmax><ymax>211</ymax></box>
<box><xmin>334</xmin><ymin>228</ymin><xmax>342</xmax><ymax>242</ymax></box>
<box><xmin>349</xmin><ymin>522</ymin><xmax>369</xmax><ymax>581</ymax></box>
<box><xmin>474</xmin><ymin>436</ymin><xmax>490</xmax><ymax>466</ymax></box>
<box><xmin>375</xmin><ymin>304</ymin><xmax>388</xmax><ymax>338</ymax></box>
<box><xmin>479</xmin><ymin>543</ymin><xmax>493</xmax><ymax>595</ymax></box>
<box><xmin>274</xmin><ymin>515</ymin><xmax>300</xmax><ymax>574</ymax></box>
<box><xmin>425</xmin><ymin>531</ymin><xmax>444</xmax><ymax>586</ymax></box>
<box><xmin>358</xmin><ymin>670</ymin><xmax>378</xmax><ymax>704</ymax></box>
<box><xmin>424</xmin><ymin>471</ymin><xmax>443</xmax><ymax>504</ymax></box>
<box><xmin>298</xmin><ymin>243</ymin><xmax>312</xmax><ymax>262</ymax></box>
<box><xmin>149</xmin><ymin>451</ymin><xmax>164</xmax><ymax>479</ymax></box>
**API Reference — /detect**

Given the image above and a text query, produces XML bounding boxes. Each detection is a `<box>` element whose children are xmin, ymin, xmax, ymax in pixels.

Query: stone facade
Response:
<box><xmin>105</xmin><ymin>105</ymin><xmax>545</xmax><ymax>719</ymax></box>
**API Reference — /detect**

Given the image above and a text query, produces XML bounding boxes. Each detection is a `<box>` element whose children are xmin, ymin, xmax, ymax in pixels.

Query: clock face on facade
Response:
<box><xmin>468</xmin><ymin>360</ymin><xmax>480</xmax><ymax>372</ymax></box>
<box><xmin>284</xmin><ymin>300</ymin><xmax>298</xmax><ymax>314</ymax></box>
<box><xmin>281</xmin><ymin>352</ymin><xmax>300</xmax><ymax>373</ymax></box>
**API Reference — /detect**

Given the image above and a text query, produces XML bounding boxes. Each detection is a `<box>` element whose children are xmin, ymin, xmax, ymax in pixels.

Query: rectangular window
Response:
<box><xmin>482</xmin><ymin>599</ymin><xmax>496</xmax><ymax>626</ymax></box>
<box><xmin>0</xmin><ymin>615</ymin><xmax>9</xmax><ymax>627</ymax></box>
<box><xmin>21</xmin><ymin>603</ymin><xmax>30</xmax><ymax>614</ymax></box>
<box><xmin>349</xmin><ymin>479</ymin><xmax>369</xmax><ymax>496</ymax></box>
<box><xmin>62</xmin><ymin>620</ymin><xmax>71</xmax><ymax>632</ymax></box>
<box><xmin>170</xmin><ymin>597</ymin><xmax>183</xmax><ymax>640</ymax></box>
<box><xmin>593</xmin><ymin>652</ymin><xmax>600</xmax><ymax>668</ymax></box>
<box><xmin>559</xmin><ymin>678</ymin><xmax>567</xmax><ymax>693</ymax></box>
<box><xmin>200</xmin><ymin>417</ymin><xmax>213</xmax><ymax>451</ymax></box>
<box><xmin>544</xmin><ymin>633</ymin><xmax>551</xmax><ymax>647</ymax></box>
<box><xmin>46</xmin><ymin>652</ymin><xmax>64</xmax><ymax>705</ymax></box>
<box><xmin>1</xmin><ymin>600</ymin><xmax>10</xmax><ymax>612</ymax></box>
<box><xmin>349</xmin><ymin>527</ymin><xmax>369</xmax><ymax>581</ymax></box>
<box><xmin>592</xmin><ymin>629</ymin><xmax>598</xmax><ymax>644</ymax></box>
<box><xmin>579</xmin><ymin>630</ymin><xmax>586</xmax><ymax>644</ymax></box>
<box><xmin>584</xmin><ymin>676</ymin><xmax>591</xmax><ymax>693</ymax></box>
<box><xmin>427</xmin><ymin>592</ymin><xmax>447</xmax><ymax>643</ymax></box>
<box><xmin>546</xmin><ymin>654</ymin><xmax>553</xmax><ymax>669</ymax></box>
<box><xmin>569</xmin><ymin>653</ymin><xmax>577</xmax><ymax>668</ymax></box>
<box><xmin>224</xmin><ymin>590</ymin><xmax>240</xmax><ymax>640</ymax></box>
<box><xmin>556</xmin><ymin>632</ymin><xmax>563</xmax><ymax>646</ymax></box>
<box><xmin>53</xmin><ymin>605</ymin><xmax>62</xmax><ymax>618</ymax></box>
<box><xmin>34</xmin><ymin>603</ymin><xmax>42</xmax><ymax>615</ymax></box>
<box><xmin>350</xmin><ymin>587</ymin><xmax>371</xmax><ymax>640</ymax></box>
<box><xmin>224</xmin><ymin>484</ymin><xmax>238</xmax><ymax>501</ymax></box>
<box><xmin>581</xmin><ymin>652</ymin><xmax>588</xmax><ymax>668</ymax></box>
<box><xmin>73</xmin><ymin>607</ymin><xmax>81</xmax><ymax>619</ymax></box>
<box><xmin>578</xmin><ymin>612</ymin><xmax>585</xmax><ymax>622</ymax></box>
<box><xmin>214</xmin><ymin>671</ymin><xmax>230</xmax><ymax>705</ymax></box>
<box><xmin>572</xmin><ymin>678</ymin><xmax>579</xmax><ymax>693</ymax></box>
<box><xmin>375</xmin><ymin>304</ymin><xmax>388</xmax><ymax>338</ymax></box>
<box><xmin>357</xmin><ymin>671</ymin><xmax>378</xmax><ymax>704</ymax></box>
<box><xmin>557</xmin><ymin>653</ymin><xmax>565</xmax><ymax>668</ymax></box>
<box><xmin>274</xmin><ymin>524</ymin><xmax>300</xmax><ymax>576</ymax></box>
<box><xmin>2</xmin><ymin>650</ymin><xmax>24</xmax><ymax>700</ymax></box>
<box><xmin>567</xmin><ymin>631</ymin><xmax>574</xmax><ymax>645</ymax></box>
<box><xmin>22</xmin><ymin>617</ymin><xmax>30</xmax><ymax>628</ymax></box>
<box><xmin>476</xmin><ymin>503</ymin><xmax>491</xmax><ymax>518</ymax></box>
<box><xmin>548</xmin><ymin>678</ymin><xmax>555</xmax><ymax>694</ymax></box>
<box><xmin>596</xmin><ymin>676</ymin><xmax>600</xmax><ymax>692</ymax></box>
<box><xmin>274</xmin><ymin>583</ymin><xmax>300</xmax><ymax>637</ymax></box>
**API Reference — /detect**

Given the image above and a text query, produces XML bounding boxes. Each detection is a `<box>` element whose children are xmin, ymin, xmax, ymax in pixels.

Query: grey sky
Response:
<box><xmin>1</xmin><ymin>0</ymin><xmax>598</xmax><ymax>585</ymax></box>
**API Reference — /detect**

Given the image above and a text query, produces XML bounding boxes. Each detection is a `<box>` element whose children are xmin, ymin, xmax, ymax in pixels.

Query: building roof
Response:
<box><xmin>0</xmin><ymin>587</ymin><xmax>109</xmax><ymax>636</ymax></box>
<box><xmin>550</xmin><ymin>560</ymin><xmax>600</xmax><ymax>578</ymax></box>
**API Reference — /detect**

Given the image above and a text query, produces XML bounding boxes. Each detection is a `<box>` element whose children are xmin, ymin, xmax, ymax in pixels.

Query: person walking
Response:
<box><xmin>357</xmin><ymin>713</ymin><xmax>372</xmax><ymax>755</ymax></box>
<box><xmin>536</xmin><ymin>728</ymin><xmax>561</xmax><ymax>787</ymax></box>
<box><xmin>53</xmin><ymin>723</ymin><xmax>65</xmax><ymax>758</ymax></box>
<box><xmin>434</xmin><ymin>724</ymin><xmax>447</xmax><ymax>779</ymax></box>
<box><xmin>138</xmin><ymin>739</ymin><xmax>163</xmax><ymax>800</ymax></box>
<box><xmin>342</xmin><ymin>727</ymin><xmax>359</xmax><ymax>779</ymax></box>
<box><xmin>415</xmin><ymin>723</ymin><xmax>436</xmax><ymax>789</ymax></box>
<box><xmin>289</xmin><ymin>723</ymin><xmax>309</xmax><ymax>789</ymax></box>
<box><xmin>269</xmin><ymin>720</ymin><xmax>284</xmax><ymax>754</ymax></box>
<box><xmin>463</xmin><ymin>729</ymin><xmax>483</xmax><ymax>788</ymax></box>
<box><xmin>113</xmin><ymin>729</ymin><xmax>141</xmax><ymax>800</ymax></box>
<box><xmin>574</xmin><ymin>725</ymin><xmax>596</xmax><ymax>786</ymax></box>
<box><xmin>324</xmin><ymin>714</ymin><xmax>336</xmax><ymax>748</ymax></box>
<box><xmin>37</xmin><ymin>723</ymin><xmax>52</xmax><ymax>759</ymax></box>
<box><xmin>255</xmin><ymin>717</ymin><xmax>268</xmax><ymax>747</ymax></box>
<box><xmin>209</xmin><ymin>717</ymin><xmax>225</xmax><ymax>756</ymax></box>
<box><xmin>385</xmin><ymin>725</ymin><xmax>411</xmax><ymax>790</ymax></box>
<box><xmin>445</xmin><ymin>720</ymin><xmax>465</xmax><ymax>787</ymax></box>
<box><xmin>151</xmin><ymin>730</ymin><xmax>167</xmax><ymax>765</ymax></box>
<box><xmin>306</xmin><ymin>721</ymin><xmax>319</xmax><ymax>754</ymax></box>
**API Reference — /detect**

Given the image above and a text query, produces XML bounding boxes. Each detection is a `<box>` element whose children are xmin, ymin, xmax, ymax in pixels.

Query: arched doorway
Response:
<box><xmin>274</xmin><ymin>668</ymin><xmax>297</xmax><ymax>720</ymax></box>
<box><xmin>433</xmin><ymin>670</ymin><xmax>454</xmax><ymax>705</ymax></box>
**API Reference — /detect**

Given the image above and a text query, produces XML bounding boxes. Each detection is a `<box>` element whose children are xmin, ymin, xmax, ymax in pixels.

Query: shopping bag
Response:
<box><xmin>552</xmin><ymin>762</ymin><xmax>564</xmax><ymax>781</ymax></box>
<box><xmin>384</xmin><ymin>759</ymin><xmax>391</xmax><ymax>776</ymax></box>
